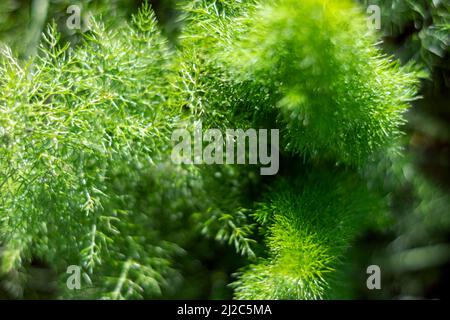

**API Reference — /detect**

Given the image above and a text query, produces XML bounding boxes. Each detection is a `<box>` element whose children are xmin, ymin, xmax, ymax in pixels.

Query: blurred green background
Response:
<box><xmin>0</xmin><ymin>0</ymin><xmax>448</xmax><ymax>299</ymax></box>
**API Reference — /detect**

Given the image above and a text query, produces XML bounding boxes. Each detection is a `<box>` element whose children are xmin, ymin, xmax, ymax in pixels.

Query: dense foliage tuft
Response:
<box><xmin>0</xmin><ymin>0</ymin><xmax>424</xmax><ymax>299</ymax></box>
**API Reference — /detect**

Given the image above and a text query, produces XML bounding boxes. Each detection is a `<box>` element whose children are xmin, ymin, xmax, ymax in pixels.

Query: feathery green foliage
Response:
<box><xmin>0</xmin><ymin>0</ymin><xmax>424</xmax><ymax>299</ymax></box>
<box><xmin>0</xmin><ymin>5</ymin><xmax>183</xmax><ymax>298</ymax></box>
<box><xmin>174</xmin><ymin>0</ymin><xmax>419</xmax><ymax>299</ymax></box>
<box><xmin>233</xmin><ymin>169</ymin><xmax>384</xmax><ymax>299</ymax></box>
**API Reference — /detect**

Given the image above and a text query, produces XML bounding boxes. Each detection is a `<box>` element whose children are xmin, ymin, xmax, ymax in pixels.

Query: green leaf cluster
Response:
<box><xmin>0</xmin><ymin>0</ymin><xmax>422</xmax><ymax>299</ymax></box>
